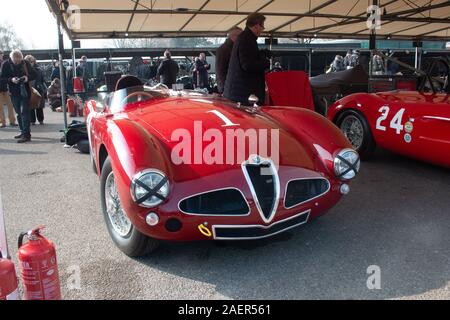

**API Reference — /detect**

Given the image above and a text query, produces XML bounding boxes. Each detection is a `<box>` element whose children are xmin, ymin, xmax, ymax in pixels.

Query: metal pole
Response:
<box><xmin>72</xmin><ymin>47</ymin><xmax>76</xmax><ymax>78</ymax></box>
<box><xmin>308</xmin><ymin>49</ymin><xmax>312</xmax><ymax>76</ymax></box>
<box><xmin>57</xmin><ymin>15</ymin><xmax>68</xmax><ymax>130</ymax></box>
<box><xmin>415</xmin><ymin>47</ymin><xmax>419</xmax><ymax>69</ymax></box>
<box><xmin>0</xmin><ymin>188</ymin><xmax>10</xmax><ymax>259</ymax></box>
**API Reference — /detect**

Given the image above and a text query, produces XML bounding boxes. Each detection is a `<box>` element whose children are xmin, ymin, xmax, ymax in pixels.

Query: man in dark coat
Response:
<box><xmin>223</xmin><ymin>13</ymin><xmax>270</xmax><ymax>105</ymax></box>
<box><xmin>0</xmin><ymin>49</ymin><xmax>37</xmax><ymax>143</ymax></box>
<box><xmin>195</xmin><ymin>53</ymin><xmax>210</xmax><ymax>90</ymax></box>
<box><xmin>215</xmin><ymin>27</ymin><xmax>242</xmax><ymax>94</ymax></box>
<box><xmin>157</xmin><ymin>50</ymin><xmax>179</xmax><ymax>88</ymax></box>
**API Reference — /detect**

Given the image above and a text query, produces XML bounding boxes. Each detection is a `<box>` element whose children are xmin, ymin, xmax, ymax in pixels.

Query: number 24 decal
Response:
<box><xmin>376</xmin><ymin>106</ymin><xmax>405</xmax><ymax>134</ymax></box>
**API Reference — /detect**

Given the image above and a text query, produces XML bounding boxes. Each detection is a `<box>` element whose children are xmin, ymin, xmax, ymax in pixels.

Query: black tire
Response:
<box><xmin>100</xmin><ymin>157</ymin><xmax>160</xmax><ymax>257</ymax></box>
<box><xmin>335</xmin><ymin>110</ymin><xmax>376</xmax><ymax>159</ymax></box>
<box><xmin>76</xmin><ymin>139</ymin><xmax>90</xmax><ymax>154</ymax></box>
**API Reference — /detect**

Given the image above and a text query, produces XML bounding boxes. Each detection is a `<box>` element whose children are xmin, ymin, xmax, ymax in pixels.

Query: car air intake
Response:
<box><xmin>285</xmin><ymin>179</ymin><xmax>330</xmax><ymax>208</ymax></box>
<box><xmin>243</xmin><ymin>163</ymin><xmax>276</xmax><ymax>221</ymax></box>
<box><xmin>179</xmin><ymin>189</ymin><xmax>249</xmax><ymax>215</ymax></box>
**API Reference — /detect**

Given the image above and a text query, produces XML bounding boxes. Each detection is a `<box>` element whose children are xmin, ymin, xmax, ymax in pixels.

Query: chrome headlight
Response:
<box><xmin>333</xmin><ymin>149</ymin><xmax>360</xmax><ymax>180</ymax></box>
<box><xmin>130</xmin><ymin>169</ymin><xmax>170</xmax><ymax>208</ymax></box>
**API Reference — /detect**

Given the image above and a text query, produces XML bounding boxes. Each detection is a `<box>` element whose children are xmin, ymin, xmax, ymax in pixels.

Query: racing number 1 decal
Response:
<box><xmin>376</xmin><ymin>106</ymin><xmax>406</xmax><ymax>135</ymax></box>
<box><xmin>208</xmin><ymin>110</ymin><xmax>239</xmax><ymax>127</ymax></box>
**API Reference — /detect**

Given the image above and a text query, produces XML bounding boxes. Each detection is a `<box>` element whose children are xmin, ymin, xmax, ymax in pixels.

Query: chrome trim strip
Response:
<box><xmin>241</xmin><ymin>156</ymin><xmax>281</xmax><ymax>224</ymax></box>
<box><xmin>283</xmin><ymin>177</ymin><xmax>331</xmax><ymax>210</ymax></box>
<box><xmin>423</xmin><ymin>116</ymin><xmax>450</xmax><ymax>122</ymax></box>
<box><xmin>177</xmin><ymin>187</ymin><xmax>251</xmax><ymax>217</ymax></box>
<box><xmin>212</xmin><ymin>210</ymin><xmax>311</xmax><ymax>241</ymax></box>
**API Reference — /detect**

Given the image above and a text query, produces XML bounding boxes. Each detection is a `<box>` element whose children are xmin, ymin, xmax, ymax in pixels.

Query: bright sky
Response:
<box><xmin>0</xmin><ymin>0</ymin><xmax>112</xmax><ymax>49</ymax></box>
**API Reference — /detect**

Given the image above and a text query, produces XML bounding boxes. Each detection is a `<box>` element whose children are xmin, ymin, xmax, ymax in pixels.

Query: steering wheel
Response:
<box><xmin>418</xmin><ymin>59</ymin><xmax>450</xmax><ymax>93</ymax></box>
<box><xmin>120</xmin><ymin>91</ymin><xmax>154</xmax><ymax>105</ymax></box>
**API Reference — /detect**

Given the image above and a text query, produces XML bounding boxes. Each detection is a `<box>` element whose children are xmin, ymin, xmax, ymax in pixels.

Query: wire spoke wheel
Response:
<box><xmin>104</xmin><ymin>171</ymin><xmax>132</xmax><ymax>237</ymax></box>
<box><xmin>340</xmin><ymin>115</ymin><xmax>364</xmax><ymax>150</ymax></box>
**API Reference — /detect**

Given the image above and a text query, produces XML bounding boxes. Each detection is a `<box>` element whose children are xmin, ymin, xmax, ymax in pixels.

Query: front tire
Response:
<box><xmin>336</xmin><ymin>110</ymin><xmax>376</xmax><ymax>159</ymax></box>
<box><xmin>100</xmin><ymin>157</ymin><xmax>160</xmax><ymax>257</ymax></box>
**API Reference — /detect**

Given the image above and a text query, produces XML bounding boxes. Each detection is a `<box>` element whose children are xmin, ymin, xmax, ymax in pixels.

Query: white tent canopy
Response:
<box><xmin>46</xmin><ymin>0</ymin><xmax>450</xmax><ymax>41</ymax></box>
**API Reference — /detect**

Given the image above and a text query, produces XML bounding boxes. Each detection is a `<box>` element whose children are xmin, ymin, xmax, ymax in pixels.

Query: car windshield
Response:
<box><xmin>109</xmin><ymin>85</ymin><xmax>170</xmax><ymax>112</ymax></box>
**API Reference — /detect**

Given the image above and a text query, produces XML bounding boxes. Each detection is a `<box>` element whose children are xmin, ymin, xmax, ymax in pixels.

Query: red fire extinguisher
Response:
<box><xmin>0</xmin><ymin>189</ymin><xmax>19</xmax><ymax>300</ymax></box>
<box><xmin>18</xmin><ymin>226</ymin><xmax>61</xmax><ymax>300</ymax></box>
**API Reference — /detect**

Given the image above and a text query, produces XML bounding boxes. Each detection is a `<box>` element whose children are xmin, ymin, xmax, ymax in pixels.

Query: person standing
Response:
<box><xmin>215</xmin><ymin>27</ymin><xmax>243</xmax><ymax>94</ymax></box>
<box><xmin>76</xmin><ymin>55</ymin><xmax>90</xmax><ymax>101</ymax></box>
<box><xmin>25</xmin><ymin>55</ymin><xmax>46</xmax><ymax>125</ymax></box>
<box><xmin>223</xmin><ymin>13</ymin><xmax>270</xmax><ymax>105</ymax></box>
<box><xmin>0</xmin><ymin>49</ymin><xmax>37</xmax><ymax>143</ymax></box>
<box><xmin>195</xmin><ymin>53</ymin><xmax>211</xmax><ymax>90</ymax></box>
<box><xmin>0</xmin><ymin>50</ymin><xmax>17</xmax><ymax>128</ymax></box>
<box><xmin>157</xmin><ymin>50</ymin><xmax>179</xmax><ymax>88</ymax></box>
<box><xmin>51</xmin><ymin>61</ymin><xmax>65</xmax><ymax>81</ymax></box>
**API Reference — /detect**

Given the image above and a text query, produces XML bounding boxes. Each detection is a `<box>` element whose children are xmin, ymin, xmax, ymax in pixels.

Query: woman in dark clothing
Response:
<box><xmin>25</xmin><ymin>55</ymin><xmax>46</xmax><ymax>125</ymax></box>
<box><xmin>0</xmin><ymin>49</ymin><xmax>37</xmax><ymax>143</ymax></box>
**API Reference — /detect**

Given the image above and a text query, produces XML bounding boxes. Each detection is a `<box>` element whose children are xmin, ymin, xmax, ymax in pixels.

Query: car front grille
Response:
<box><xmin>243</xmin><ymin>162</ymin><xmax>277</xmax><ymax>221</ymax></box>
<box><xmin>284</xmin><ymin>178</ymin><xmax>330</xmax><ymax>208</ymax></box>
<box><xmin>179</xmin><ymin>188</ymin><xmax>249</xmax><ymax>216</ymax></box>
<box><xmin>213</xmin><ymin>210</ymin><xmax>310</xmax><ymax>240</ymax></box>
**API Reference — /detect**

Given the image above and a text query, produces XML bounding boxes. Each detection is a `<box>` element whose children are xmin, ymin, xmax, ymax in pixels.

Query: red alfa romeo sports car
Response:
<box><xmin>328</xmin><ymin>59</ymin><xmax>450</xmax><ymax>168</ymax></box>
<box><xmin>85</xmin><ymin>77</ymin><xmax>360</xmax><ymax>257</ymax></box>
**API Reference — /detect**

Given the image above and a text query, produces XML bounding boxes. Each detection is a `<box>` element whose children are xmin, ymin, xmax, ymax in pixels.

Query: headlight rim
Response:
<box><xmin>130</xmin><ymin>169</ymin><xmax>170</xmax><ymax>208</ymax></box>
<box><xmin>333</xmin><ymin>148</ymin><xmax>360</xmax><ymax>181</ymax></box>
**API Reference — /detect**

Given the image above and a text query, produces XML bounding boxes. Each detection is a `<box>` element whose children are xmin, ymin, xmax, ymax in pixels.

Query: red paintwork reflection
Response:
<box><xmin>85</xmin><ymin>92</ymin><xmax>353</xmax><ymax>241</ymax></box>
<box><xmin>328</xmin><ymin>90</ymin><xmax>450</xmax><ymax>168</ymax></box>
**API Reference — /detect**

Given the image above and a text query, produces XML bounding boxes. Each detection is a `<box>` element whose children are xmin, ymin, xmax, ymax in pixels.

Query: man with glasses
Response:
<box><xmin>223</xmin><ymin>13</ymin><xmax>270</xmax><ymax>105</ymax></box>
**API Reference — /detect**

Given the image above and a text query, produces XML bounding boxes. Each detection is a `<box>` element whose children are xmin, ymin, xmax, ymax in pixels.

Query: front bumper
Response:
<box><xmin>118</xmin><ymin>167</ymin><xmax>345</xmax><ymax>241</ymax></box>
<box><xmin>212</xmin><ymin>210</ymin><xmax>310</xmax><ymax>240</ymax></box>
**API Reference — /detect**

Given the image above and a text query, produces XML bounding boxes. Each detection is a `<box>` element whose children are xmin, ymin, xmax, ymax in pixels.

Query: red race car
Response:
<box><xmin>85</xmin><ymin>76</ymin><xmax>360</xmax><ymax>257</ymax></box>
<box><xmin>328</xmin><ymin>57</ymin><xmax>450</xmax><ymax>168</ymax></box>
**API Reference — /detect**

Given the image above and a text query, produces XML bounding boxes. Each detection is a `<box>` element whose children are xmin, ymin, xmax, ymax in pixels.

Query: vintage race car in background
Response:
<box><xmin>84</xmin><ymin>76</ymin><xmax>360</xmax><ymax>257</ymax></box>
<box><xmin>328</xmin><ymin>58</ymin><xmax>450</xmax><ymax>167</ymax></box>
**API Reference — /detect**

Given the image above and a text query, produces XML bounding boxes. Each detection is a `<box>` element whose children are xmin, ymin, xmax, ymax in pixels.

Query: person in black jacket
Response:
<box><xmin>215</xmin><ymin>27</ymin><xmax>242</xmax><ymax>94</ymax></box>
<box><xmin>157</xmin><ymin>50</ymin><xmax>179</xmax><ymax>88</ymax></box>
<box><xmin>0</xmin><ymin>49</ymin><xmax>37</xmax><ymax>143</ymax></box>
<box><xmin>0</xmin><ymin>50</ymin><xmax>17</xmax><ymax>128</ymax></box>
<box><xmin>195</xmin><ymin>53</ymin><xmax>211</xmax><ymax>91</ymax></box>
<box><xmin>25</xmin><ymin>55</ymin><xmax>46</xmax><ymax>125</ymax></box>
<box><xmin>223</xmin><ymin>13</ymin><xmax>270</xmax><ymax>105</ymax></box>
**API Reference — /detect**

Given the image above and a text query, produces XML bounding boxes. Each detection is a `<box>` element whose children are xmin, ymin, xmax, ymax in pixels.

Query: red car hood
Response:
<box><xmin>123</xmin><ymin>97</ymin><xmax>318</xmax><ymax>178</ymax></box>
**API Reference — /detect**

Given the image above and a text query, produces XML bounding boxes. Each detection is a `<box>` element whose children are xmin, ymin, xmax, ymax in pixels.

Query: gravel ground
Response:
<box><xmin>0</xmin><ymin>108</ymin><xmax>449</xmax><ymax>300</ymax></box>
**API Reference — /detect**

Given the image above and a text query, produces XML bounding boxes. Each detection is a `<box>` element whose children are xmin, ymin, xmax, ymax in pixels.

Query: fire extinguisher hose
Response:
<box><xmin>18</xmin><ymin>231</ymin><xmax>28</xmax><ymax>249</ymax></box>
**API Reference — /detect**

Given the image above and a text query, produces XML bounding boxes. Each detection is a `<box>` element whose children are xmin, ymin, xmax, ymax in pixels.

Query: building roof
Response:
<box><xmin>46</xmin><ymin>0</ymin><xmax>450</xmax><ymax>41</ymax></box>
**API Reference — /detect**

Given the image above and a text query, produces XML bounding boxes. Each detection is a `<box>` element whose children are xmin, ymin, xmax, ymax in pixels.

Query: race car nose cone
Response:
<box><xmin>146</xmin><ymin>212</ymin><xmax>159</xmax><ymax>226</ymax></box>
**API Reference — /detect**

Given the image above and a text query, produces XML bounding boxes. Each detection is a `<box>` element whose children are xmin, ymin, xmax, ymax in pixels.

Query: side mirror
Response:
<box><xmin>248</xmin><ymin>94</ymin><xmax>259</xmax><ymax>107</ymax></box>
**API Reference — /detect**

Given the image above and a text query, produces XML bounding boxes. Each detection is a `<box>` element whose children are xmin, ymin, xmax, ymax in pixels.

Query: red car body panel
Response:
<box><xmin>328</xmin><ymin>91</ymin><xmax>450</xmax><ymax>168</ymax></box>
<box><xmin>85</xmin><ymin>91</ymin><xmax>354</xmax><ymax>241</ymax></box>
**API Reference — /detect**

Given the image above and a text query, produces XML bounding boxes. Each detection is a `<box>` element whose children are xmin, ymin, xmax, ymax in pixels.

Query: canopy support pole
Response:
<box><xmin>56</xmin><ymin>15</ymin><xmax>68</xmax><ymax>130</ymax></box>
<box><xmin>414</xmin><ymin>41</ymin><xmax>423</xmax><ymax>70</ymax></box>
<box><xmin>308</xmin><ymin>49</ymin><xmax>312</xmax><ymax>76</ymax></box>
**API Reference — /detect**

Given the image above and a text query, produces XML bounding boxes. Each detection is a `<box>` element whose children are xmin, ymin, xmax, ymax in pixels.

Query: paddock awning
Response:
<box><xmin>45</xmin><ymin>0</ymin><xmax>450</xmax><ymax>41</ymax></box>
